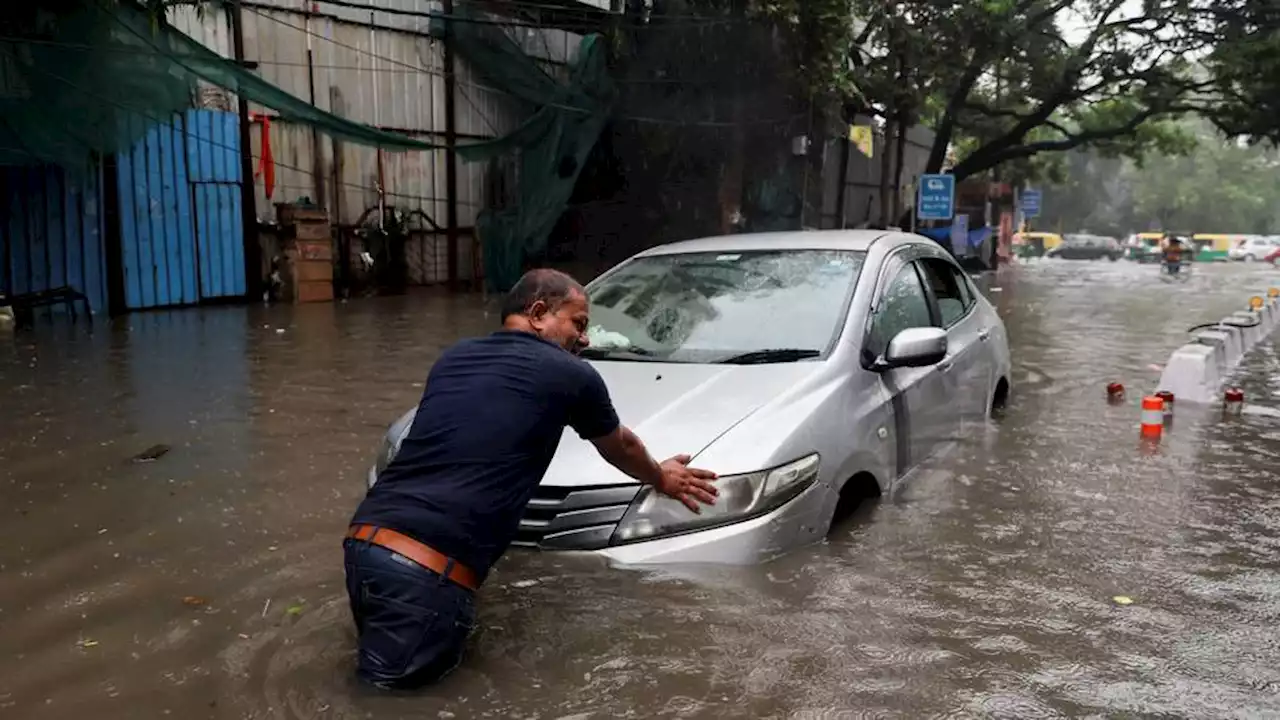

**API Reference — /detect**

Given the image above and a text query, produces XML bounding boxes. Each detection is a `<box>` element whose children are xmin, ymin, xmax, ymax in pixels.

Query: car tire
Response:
<box><xmin>1246</xmin><ymin>254</ymin><xmax>1257</xmax><ymax>262</ymax></box>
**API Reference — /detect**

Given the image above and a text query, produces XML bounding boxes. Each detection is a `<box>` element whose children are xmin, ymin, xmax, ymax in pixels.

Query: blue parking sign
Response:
<box><xmin>1021</xmin><ymin>189</ymin><xmax>1042</xmax><ymax>218</ymax></box>
<box><xmin>917</xmin><ymin>174</ymin><xmax>955</xmax><ymax>221</ymax></box>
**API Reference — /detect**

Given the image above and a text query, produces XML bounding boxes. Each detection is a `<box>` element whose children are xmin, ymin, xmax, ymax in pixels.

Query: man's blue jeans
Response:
<box><xmin>343</xmin><ymin>538</ymin><xmax>476</xmax><ymax>689</ymax></box>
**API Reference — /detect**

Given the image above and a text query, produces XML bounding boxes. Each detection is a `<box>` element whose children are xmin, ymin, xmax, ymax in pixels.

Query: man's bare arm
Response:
<box><xmin>590</xmin><ymin>425</ymin><xmax>664</xmax><ymax>484</ymax></box>
<box><xmin>590</xmin><ymin>426</ymin><xmax>718</xmax><ymax>512</ymax></box>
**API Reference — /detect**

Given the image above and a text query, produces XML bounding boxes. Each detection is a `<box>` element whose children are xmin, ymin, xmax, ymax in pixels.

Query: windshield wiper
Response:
<box><xmin>715</xmin><ymin>348</ymin><xmax>821</xmax><ymax>365</ymax></box>
<box><xmin>579</xmin><ymin>346</ymin><xmax>660</xmax><ymax>361</ymax></box>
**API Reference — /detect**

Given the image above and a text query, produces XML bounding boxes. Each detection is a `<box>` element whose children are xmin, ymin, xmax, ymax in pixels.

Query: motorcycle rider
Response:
<box><xmin>1162</xmin><ymin>233</ymin><xmax>1184</xmax><ymax>275</ymax></box>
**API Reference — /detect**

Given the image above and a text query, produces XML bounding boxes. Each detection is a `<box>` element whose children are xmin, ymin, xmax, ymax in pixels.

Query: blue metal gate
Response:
<box><xmin>116</xmin><ymin>109</ymin><xmax>245</xmax><ymax>309</ymax></box>
<box><xmin>0</xmin><ymin>163</ymin><xmax>108</xmax><ymax>315</ymax></box>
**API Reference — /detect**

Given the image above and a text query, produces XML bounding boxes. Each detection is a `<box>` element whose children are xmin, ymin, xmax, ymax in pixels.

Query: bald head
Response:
<box><xmin>501</xmin><ymin>269</ymin><xmax>590</xmax><ymax>353</ymax></box>
<box><xmin>501</xmin><ymin>269</ymin><xmax>585</xmax><ymax>320</ymax></box>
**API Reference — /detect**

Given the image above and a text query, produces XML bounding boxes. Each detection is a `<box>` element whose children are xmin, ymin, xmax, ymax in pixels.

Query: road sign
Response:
<box><xmin>950</xmin><ymin>214</ymin><xmax>969</xmax><ymax>256</ymax></box>
<box><xmin>917</xmin><ymin>173</ymin><xmax>955</xmax><ymax>221</ymax></box>
<box><xmin>1021</xmin><ymin>188</ymin><xmax>1042</xmax><ymax>218</ymax></box>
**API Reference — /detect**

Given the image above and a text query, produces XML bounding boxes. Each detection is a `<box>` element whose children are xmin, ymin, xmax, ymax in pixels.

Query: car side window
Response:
<box><xmin>918</xmin><ymin>258</ymin><xmax>972</xmax><ymax>327</ymax></box>
<box><xmin>867</xmin><ymin>262</ymin><xmax>932</xmax><ymax>360</ymax></box>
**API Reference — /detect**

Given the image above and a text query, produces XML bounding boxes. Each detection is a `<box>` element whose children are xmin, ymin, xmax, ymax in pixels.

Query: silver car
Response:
<box><xmin>367</xmin><ymin>230</ymin><xmax>1012</xmax><ymax>565</ymax></box>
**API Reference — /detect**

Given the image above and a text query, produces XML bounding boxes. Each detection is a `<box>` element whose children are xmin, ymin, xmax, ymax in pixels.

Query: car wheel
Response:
<box><xmin>1246</xmin><ymin>254</ymin><xmax>1257</xmax><ymax>262</ymax></box>
<box><xmin>989</xmin><ymin>378</ymin><xmax>1010</xmax><ymax>419</ymax></box>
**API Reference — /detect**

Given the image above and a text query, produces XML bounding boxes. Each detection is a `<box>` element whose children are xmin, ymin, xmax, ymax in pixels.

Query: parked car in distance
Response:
<box><xmin>1047</xmin><ymin>234</ymin><xmax>1123</xmax><ymax>261</ymax></box>
<box><xmin>1228</xmin><ymin>236</ymin><xmax>1278</xmax><ymax>262</ymax></box>
<box><xmin>366</xmin><ymin>230</ymin><xmax>1013</xmax><ymax>566</ymax></box>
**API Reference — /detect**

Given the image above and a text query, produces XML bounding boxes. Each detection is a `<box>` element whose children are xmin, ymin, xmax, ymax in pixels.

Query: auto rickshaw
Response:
<box><xmin>1013</xmin><ymin>231</ymin><xmax>1063</xmax><ymax>258</ymax></box>
<box><xmin>1190</xmin><ymin>233</ymin><xmax>1237</xmax><ymax>262</ymax></box>
<box><xmin>1125</xmin><ymin>232</ymin><xmax>1164</xmax><ymax>263</ymax></box>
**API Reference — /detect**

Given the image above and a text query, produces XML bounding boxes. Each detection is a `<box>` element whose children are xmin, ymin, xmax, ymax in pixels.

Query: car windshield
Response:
<box><xmin>582</xmin><ymin>249</ymin><xmax>866</xmax><ymax>364</ymax></box>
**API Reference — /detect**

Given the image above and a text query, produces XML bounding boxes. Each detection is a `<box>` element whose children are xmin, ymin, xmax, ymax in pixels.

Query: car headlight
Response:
<box><xmin>373</xmin><ymin>431</ymin><xmax>398</xmax><ymax>478</ymax></box>
<box><xmin>368</xmin><ymin>410</ymin><xmax>417</xmax><ymax>488</ymax></box>
<box><xmin>611</xmin><ymin>454</ymin><xmax>820</xmax><ymax>544</ymax></box>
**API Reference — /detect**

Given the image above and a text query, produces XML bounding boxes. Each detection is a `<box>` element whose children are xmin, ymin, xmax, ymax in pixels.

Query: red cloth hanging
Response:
<box><xmin>252</xmin><ymin>113</ymin><xmax>275</xmax><ymax>201</ymax></box>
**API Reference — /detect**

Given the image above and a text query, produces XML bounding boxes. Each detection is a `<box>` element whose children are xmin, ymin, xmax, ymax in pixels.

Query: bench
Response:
<box><xmin>0</xmin><ymin>286</ymin><xmax>93</xmax><ymax>328</ymax></box>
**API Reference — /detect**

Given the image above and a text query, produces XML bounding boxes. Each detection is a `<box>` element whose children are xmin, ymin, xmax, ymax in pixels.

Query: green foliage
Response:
<box><xmin>754</xmin><ymin>0</ymin><xmax>858</xmax><ymax>99</ymax></box>
<box><xmin>1037</xmin><ymin>117</ymin><xmax>1280</xmax><ymax>236</ymax></box>
<box><xmin>1202</xmin><ymin>0</ymin><xmax>1280</xmax><ymax>142</ymax></box>
<box><xmin>847</xmin><ymin>0</ymin><xmax>1218</xmax><ymax>183</ymax></box>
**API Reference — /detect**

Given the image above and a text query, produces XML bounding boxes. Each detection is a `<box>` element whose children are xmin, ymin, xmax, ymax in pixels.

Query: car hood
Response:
<box><xmin>541</xmin><ymin>360</ymin><xmax>824</xmax><ymax>488</ymax></box>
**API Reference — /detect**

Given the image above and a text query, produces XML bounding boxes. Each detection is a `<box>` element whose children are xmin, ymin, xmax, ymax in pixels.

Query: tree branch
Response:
<box><xmin>922</xmin><ymin>0</ymin><xmax>1075</xmax><ymax>173</ymax></box>
<box><xmin>961</xmin><ymin>100</ymin><xmax>1074</xmax><ymax>136</ymax></box>
<box><xmin>952</xmin><ymin>102</ymin><xmax>1189</xmax><ymax>179</ymax></box>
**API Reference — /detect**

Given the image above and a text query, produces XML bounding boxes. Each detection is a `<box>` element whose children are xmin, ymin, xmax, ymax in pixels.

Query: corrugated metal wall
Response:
<box><xmin>116</xmin><ymin>109</ymin><xmax>246</xmax><ymax>309</ymax></box>
<box><xmin>238</xmin><ymin>4</ymin><xmax>531</xmax><ymax>229</ymax></box>
<box><xmin>821</xmin><ymin>124</ymin><xmax>937</xmax><ymax>229</ymax></box>
<box><xmin>0</xmin><ymin>163</ymin><xmax>107</xmax><ymax>314</ymax></box>
<box><xmin>179</xmin><ymin>6</ymin><xmax>571</xmax><ymax>212</ymax></box>
<box><xmin>166</xmin><ymin>2</ymin><xmax>587</xmax><ymax>284</ymax></box>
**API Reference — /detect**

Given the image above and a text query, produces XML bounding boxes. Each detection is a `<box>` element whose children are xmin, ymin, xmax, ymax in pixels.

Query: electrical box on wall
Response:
<box><xmin>791</xmin><ymin>135</ymin><xmax>810</xmax><ymax>156</ymax></box>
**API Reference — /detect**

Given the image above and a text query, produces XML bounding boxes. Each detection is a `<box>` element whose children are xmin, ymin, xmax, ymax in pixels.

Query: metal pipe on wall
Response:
<box><xmin>305</xmin><ymin>13</ymin><xmax>326</xmax><ymax>210</ymax></box>
<box><xmin>442</xmin><ymin>0</ymin><xmax>460</xmax><ymax>292</ymax></box>
<box><xmin>229</xmin><ymin>0</ymin><xmax>261</xmax><ymax>299</ymax></box>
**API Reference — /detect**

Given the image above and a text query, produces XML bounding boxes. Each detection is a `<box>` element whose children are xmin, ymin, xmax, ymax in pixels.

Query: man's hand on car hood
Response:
<box><xmin>655</xmin><ymin>454</ymin><xmax>718</xmax><ymax>513</ymax></box>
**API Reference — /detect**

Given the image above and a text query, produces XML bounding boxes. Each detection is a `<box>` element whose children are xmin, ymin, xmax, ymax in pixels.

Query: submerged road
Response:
<box><xmin>3</xmin><ymin>260</ymin><xmax>1280</xmax><ymax>719</ymax></box>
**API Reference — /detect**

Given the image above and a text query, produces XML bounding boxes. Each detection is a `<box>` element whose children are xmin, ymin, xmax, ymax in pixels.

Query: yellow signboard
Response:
<box><xmin>848</xmin><ymin>125</ymin><xmax>874</xmax><ymax>158</ymax></box>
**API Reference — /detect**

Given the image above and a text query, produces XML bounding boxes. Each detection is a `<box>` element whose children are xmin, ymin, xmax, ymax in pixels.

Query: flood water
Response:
<box><xmin>4</xmin><ymin>261</ymin><xmax>1280</xmax><ymax>719</ymax></box>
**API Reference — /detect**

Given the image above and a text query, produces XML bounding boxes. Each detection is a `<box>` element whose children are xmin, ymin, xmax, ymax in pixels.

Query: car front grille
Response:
<box><xmin>514</xmin><ymin>484</ymin><xmax>641</xmax><ymax>551</ymax></box>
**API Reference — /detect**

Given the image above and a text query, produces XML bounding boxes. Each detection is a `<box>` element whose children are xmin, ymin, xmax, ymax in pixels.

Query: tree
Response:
<box><xmin>1201</xmin><ymin>1</ymin><xmax>1280</xmax><ymax>142</ymax></box>
<box><xmin>1036</xmin><ymin>117</ymin><xmax>1280</xmax><ymax>236</ymax></box>
<box><xmin>848</xmin><ymin>0</ymin><xmax>1215</xmax><ymax>187</ymax></box>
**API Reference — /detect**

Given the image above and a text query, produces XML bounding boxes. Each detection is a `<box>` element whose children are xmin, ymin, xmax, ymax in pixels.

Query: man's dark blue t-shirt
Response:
<box><xmin>351</xmin><ymin>330</ymin><xmax>620</xmax><ymax>580</ymax></box>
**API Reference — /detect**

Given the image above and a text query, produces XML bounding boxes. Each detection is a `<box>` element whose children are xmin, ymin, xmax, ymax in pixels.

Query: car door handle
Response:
<box><xmin>978</xmin><ymin>328</ymin><xmax>991</xmax><ymax>342</ymax></box>
<box><xmin>938</xmin><ymin>360</ymin><xmax>953</xmax><ymax>372</ymax></box>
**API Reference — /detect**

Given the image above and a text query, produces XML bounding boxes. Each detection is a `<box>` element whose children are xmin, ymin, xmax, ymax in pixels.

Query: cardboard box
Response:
<box><xmin>276</xmin><ymin>204</ymin><xmax>328</xmax><ymax>226</ymax></box>
<box><xmin>294</xmin><ymin>239</ymin><xmax>333</xmax><ymax>262</ymax></box>
<box><xmin>294</xmin><ymin>260</ymin><xmax>333</xmax><ymax>283</ymax></box>
<box><xmin>293</xmin><ymin>221</ymin><xmax>331</xmax><ymax>242</ymax></box>
<box><xmin>295</xmin><ymin>279</ymin><xmax>333</xmax><ymax>303</ymax></box>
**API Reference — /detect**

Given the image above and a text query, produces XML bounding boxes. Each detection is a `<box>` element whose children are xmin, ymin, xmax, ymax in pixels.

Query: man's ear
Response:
<box><xmin>526</xmin><ymin>300</ymin><xmax>549</xmax><ymax>325</ymax></box>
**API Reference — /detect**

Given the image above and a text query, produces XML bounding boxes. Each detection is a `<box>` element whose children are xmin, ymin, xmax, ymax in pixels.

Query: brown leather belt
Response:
<box><xmin>347</xmin><ymin>524</ymin><xmax>479</xmax><ymax>592</ymax></box>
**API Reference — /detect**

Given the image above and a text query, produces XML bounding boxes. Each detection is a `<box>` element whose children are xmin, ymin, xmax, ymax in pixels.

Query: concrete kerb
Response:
<box><xmin>1158</xmin><ymin>294</ymin><xmax>1280</xmax><ymax>406</ymax></box>
<box><xmin>1158</xmin><ymin>344</ymin><xmax>1220</xmax><ymax>404</ymax></box>
<box><xmin>1233</xmin><ymin>311</ymin><xmax>1263</xmax><ymax>345</ymax></box>
<box><xmin>1194</xmin><ymin>330</ymin><xmax>1231</xmax><ymax>374</ymax></box>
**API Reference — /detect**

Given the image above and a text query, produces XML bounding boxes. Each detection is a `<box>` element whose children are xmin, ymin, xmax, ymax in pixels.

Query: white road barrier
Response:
<box><xmin>1159</xmin><ymin>294</ymin><xmax>1280</xmax><ymax>405</ymax></box>
<box><xmin>1194</xmin><ymin>330</ymin><xmax>1232</xmax><ymax>374</ymax></box>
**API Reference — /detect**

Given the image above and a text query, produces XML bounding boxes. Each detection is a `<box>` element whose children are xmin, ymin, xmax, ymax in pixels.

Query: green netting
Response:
<box><xmin>437</xmin><ymin>6</ymin><xmax>614</xmax><ymax>292</ymax></box>
<box><xmin>1</xmin><ymin>1</ymin><xmax>613</xmax><ymax>292</ymax></box>
<box><xmin>0</xmin><ymin>0</ymin><xmax>472</xmax><ymax>169</ymax></box>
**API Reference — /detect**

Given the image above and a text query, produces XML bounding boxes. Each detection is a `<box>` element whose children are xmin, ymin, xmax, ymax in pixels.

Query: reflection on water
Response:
<box><xmin>3</xmin><ymin>262</ymin><xmax>1280</xmax><ymax>718</ymax></box>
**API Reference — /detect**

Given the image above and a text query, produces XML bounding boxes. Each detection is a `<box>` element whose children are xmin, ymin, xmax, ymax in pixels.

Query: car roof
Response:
<box><xmin>636</xmin><ymin>230</ymin><xmax>893</xmax><ymax>257</ymax></box>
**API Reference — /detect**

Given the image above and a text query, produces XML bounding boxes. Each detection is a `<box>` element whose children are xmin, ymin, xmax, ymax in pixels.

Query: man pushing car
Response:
<box><xmin>343</xmin><ymin>268</ymin><xmax>719</xmax><ymax>689</ymax></box>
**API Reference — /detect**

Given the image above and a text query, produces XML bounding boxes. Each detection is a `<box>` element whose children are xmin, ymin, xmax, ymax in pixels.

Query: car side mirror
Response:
<box><xmin>874</xmin><ymin>327</ymin><xmax>947</xmax><ymax>371</ymax></box>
